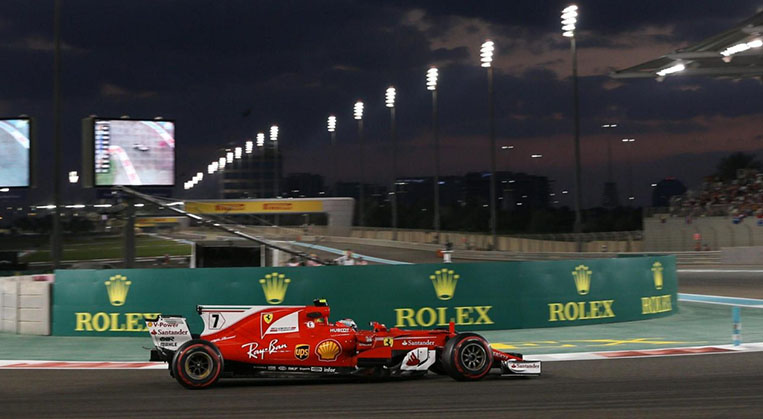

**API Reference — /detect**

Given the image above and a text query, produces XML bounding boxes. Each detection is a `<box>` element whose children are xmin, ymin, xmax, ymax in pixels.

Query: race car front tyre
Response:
<box><xmin>428</xmin><ymin>360</ymin><xmax>447</xmax><ymax>375</ymax></box>
<box><xmin>441</xmin><ymin>333</ymin><xmax>494</xmax><ymax>381</ymax></box>
<box><xmin>172</xmin><ymin>339</ymin><xmax>224</xmax><ymax>390</ymax></box>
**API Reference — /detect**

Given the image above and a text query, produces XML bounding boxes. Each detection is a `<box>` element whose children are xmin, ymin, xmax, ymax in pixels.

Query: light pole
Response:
<box><xmin>52</xmin><ymin>0</ymin><xmax>63</xmax><ymax>268</ymax></box>
<box><xmin>270</xmin><ymin>125</ymin><xmax>279</xmax><ymax>198</ymax></box>
<box><xmin>481</xmin><ymin>40</ymin><xmax>497</xmax><ymax>248</ymax></box>
<box><xmin>327</xmin><ymin>115</ymin><xmax>337</xmax><ymax>196</ymax></box>
<box><xmin>427</xmin><ymin>67</ymin><xmax>441</xmax><ymax>241</ymax></box>
<box><xmin>622</xmin><ymin>138</ymin><xmax>635</xmax><ymax>203</ymax></box>
<box><xmin>386</xmin><ymin>87</ymin><xmax>398</xmax><ymax>239</ymax></box>
<box><xmin>562</xmin><ymin>4</ymin><xmax>583</xmax><ymax>252</ymax></box>
<box><xmin>256</xmin><ymin>132</ymin><xmax>265</xmax><ymax>198</ymax></box>
<box><xmin>354</xmin><ymin>101</ymin><xmax>365</xmax><ymax>227</ymax></box>
<box><xmin>245</xmin><ymin>140</ymin><xmax>253</xmax><ymax>197</ymax></box>
<box><xmin>601</xmin><ymin>123</ymin><xmax>619</xmax><ymax>208</ymax></box>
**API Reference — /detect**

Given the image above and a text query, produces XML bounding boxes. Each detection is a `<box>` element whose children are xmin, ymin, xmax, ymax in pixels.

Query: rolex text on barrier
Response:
<box><xmin>52</xmin><ymin>256</ymin><xmax>677</xmax><ymax>336</ymax></box>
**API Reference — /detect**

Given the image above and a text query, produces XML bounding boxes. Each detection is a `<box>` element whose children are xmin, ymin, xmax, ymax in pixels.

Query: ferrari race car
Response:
<box><xmin>146</xmin><ymin>299</ymin><xmax>540</xmax><ymax>389</ymax></box>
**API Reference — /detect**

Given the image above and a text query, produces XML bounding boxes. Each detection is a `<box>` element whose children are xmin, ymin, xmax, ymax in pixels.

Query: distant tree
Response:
<box><xmin>715</xmin><ymin>152</ymin><xmax>762</xmax><ymax>181</ymax></box>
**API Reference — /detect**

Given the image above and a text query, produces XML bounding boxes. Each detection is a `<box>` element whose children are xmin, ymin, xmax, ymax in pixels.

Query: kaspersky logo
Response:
<box><xmin>104</xmin><ymin>275</ymin><xmax>131</xmax><ymax>306</ymax></box>
<box><xmin>260</xmin><ymin>272</ymin><xmax>291</xmax><ymax>304</ymax></box>
<box><xmin>651</xmin><ymin>262</ymin><xmax>664</xmax><ymax>290</ymax></box>
<box><xmin>430</xmin><ymin>269</ymin><xmax>459</xmax><ymax>300</ymax></box>
<box><xmin>571</xmin><ymin>265</ymin><xmax>592</xmax><ymax>295</ymax></box>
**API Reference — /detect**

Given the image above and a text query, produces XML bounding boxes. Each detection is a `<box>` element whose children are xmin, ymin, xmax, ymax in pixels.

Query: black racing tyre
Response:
<box><xmin>428</xmin><ymin>359</ymin><xmax>447</xmax><ymax>375</ymax></box>
<box><xmin>440</xmin><ymin>333</ymin><xmax>493</xmax><ymax>381</ymax></box>
<box><xmin>171</xmin><ymin>339</ymin><xmax>224</xmax><ymax>390</ymax></box>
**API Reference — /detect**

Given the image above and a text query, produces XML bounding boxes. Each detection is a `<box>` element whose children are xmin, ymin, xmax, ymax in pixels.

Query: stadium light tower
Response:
<box><xmin>561</xmin><ymin>4</ymin><xmax>584</xmax><ymax>252</ymax></box>
<box><xmin>427</xmin><ymin>66</ymin><xmax>441</xmax><ymax>240</ymax></box>
<box><xmin>386</xmin><ymin>87</ymin><xmax>398</xmax><ymax>240</ymax></box>
<box><xmin>354</xmin><ymin>101</ymin><xmax>365</xmax><ymax>227</ymax></box>
<box><xmin>51</xmin><ymin>0</ymin><xmax>63</xmax><ymax>268</ymax></box>
<box><xmin>257</xmin><ymin>132</ymin><xmax>265</xmax><ymax>198</ymax></box>
<box><xmin>601</xmin><ymin>124</ymin><xmax>619</xmax><ymax>208</ymax></box>
<box><xmin>234</xmin><ymin>147</ymin><xmax>243</xmax><ymax>160</ymax></box>
<box><xmin>245</xmin><ymin>140</ymin><xmax>254</xmax><ymax>154</ymax></box>
<box><xmin>327</xmin><ymin>115</ymin><xmax>337</xmax><ymax>196</ymax></box>
<box><xmin>622</xmin><ymin>138</ymin><xmax>636</xmax><ymax>203</ymax></box>
<box><xmin>481</xmin><ymin>39</ymin><xmax>498</xmax><ymax>248</ymax></box>
<box><xmin>270</xmin><ymin>125</ymin><xmax>279</xmax><ymax>197</ymax></box>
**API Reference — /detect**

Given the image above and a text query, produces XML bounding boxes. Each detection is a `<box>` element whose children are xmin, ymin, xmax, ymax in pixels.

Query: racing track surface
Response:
<box><xmin>2</xmin><ymin>353</ymin><xmax>763</xmax><ymax>418</ymax></box>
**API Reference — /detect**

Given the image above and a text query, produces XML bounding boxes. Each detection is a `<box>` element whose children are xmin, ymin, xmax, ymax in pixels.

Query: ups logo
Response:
<box><xmin>295</xmin><ymin>344</ymin><xmax>310</xmax><ymax>361</ymax></box>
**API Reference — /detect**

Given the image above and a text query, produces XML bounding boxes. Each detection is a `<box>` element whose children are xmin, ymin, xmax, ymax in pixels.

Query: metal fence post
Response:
<box><xmin>732</xmin><ymin>306</ymin><xmax>741</xmax><ymax>346</ymax></box>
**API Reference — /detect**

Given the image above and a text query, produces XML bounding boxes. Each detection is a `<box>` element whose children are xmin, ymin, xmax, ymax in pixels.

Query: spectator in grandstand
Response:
<box><xmin>670</xmin><ymin>168</ymin><xmax>763</xmax><ymax>219</ymax></box>
<box><xmin>286</xmin><ymin>257</ymin><xmax>301</xmax><ymax>267</ymax></box>
<box><xmin>334</xmin><ymin>249</ymin><xmax>356</xmax><ymax>266</ymax></box>
<box><xmin>306</xmin><ymin>253</ymin><xmax>322</xmax><ymax>266</ymax></box>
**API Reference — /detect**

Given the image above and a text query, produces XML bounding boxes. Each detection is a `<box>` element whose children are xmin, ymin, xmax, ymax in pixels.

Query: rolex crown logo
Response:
<box><xmin>259</xmin><ymin>272</ymin><xmax>291</xmax><ymax>304</ymax></box>
<box><xmin>430</xmin><ymin>269</ymin><xmax>459</xmax><ymax>301</ymax></box>
<box><xmin>104</xmin><ymin>275</ymin><xmax>131</xmax><ymax>306</ymax></box>
<box><xmin>571</xmin><ymin>265</ymin><xmax>592</xmax><ymax>295</ymax></box>
<box><xmin>651</xmin><ymin>262</ymin><xmax>664</xmax><ymax>290</ymax></box>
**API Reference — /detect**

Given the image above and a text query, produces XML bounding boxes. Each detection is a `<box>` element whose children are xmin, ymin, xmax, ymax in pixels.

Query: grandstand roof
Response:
<box><xmin>611</xmin><ymin>11</ymin><xmax>763</xmax><ymax>80</ymax></box>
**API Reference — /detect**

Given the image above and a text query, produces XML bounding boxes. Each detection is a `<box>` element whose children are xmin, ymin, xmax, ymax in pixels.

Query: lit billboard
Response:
<box><xmin>0</xmin><ymin>118</ymin><xmax>32</xmax><ymax>188</ymax></box>
<box><xmin>86</xmin><ymin>118</ymin><xmax>175</xmax><ymax>187</ymax></box>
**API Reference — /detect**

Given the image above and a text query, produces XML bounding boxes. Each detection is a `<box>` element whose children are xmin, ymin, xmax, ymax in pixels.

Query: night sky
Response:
<box><xmin>2</xmin><ymin>0</ymin><xmax>763</xmax><ymax>207</ymax></box>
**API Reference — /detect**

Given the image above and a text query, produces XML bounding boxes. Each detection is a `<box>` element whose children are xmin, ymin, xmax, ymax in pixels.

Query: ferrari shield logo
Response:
<box><xmin>383</xmin><ymin>337</ymin><xmax>394</xmax><ymax>347</ymax></box>
<box><xmin>263</xmin><ymin>313</ymin><xmax>273</xmax><ymax>324</ymax></box>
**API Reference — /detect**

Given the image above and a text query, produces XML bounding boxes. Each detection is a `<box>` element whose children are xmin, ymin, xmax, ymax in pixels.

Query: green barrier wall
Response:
<box><xmin>52</xmin><ymin>256</ymin><xmax>677</xmax><ymax>336</ymax></box>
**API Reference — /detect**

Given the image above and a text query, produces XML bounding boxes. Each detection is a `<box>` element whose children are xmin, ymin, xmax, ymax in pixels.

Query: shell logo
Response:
<box><xmin>315</xmin><ymin>339</ymin><xmax>341</xmax><ymax>361</ymax></box>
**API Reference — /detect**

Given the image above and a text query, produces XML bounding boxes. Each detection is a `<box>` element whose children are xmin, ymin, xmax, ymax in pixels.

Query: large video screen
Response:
<box><xmin>93</xmin><ymin>119</ymin><xmax>175</xmax><ymax>186</ymax></box>
<box><xmin>0</xmin><ymin>118</ymin><xmax>31</xmax><ymax>188</ymax></box>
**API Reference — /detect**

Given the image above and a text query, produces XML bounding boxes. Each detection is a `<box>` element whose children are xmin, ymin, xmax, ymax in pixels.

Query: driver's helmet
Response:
<box><xmin>337</xmin><ymin>318</ymin><xmax>357</xmax><ymax>331</ymax></box>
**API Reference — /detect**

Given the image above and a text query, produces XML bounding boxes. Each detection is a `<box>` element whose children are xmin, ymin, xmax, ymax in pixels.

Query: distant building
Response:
<box><xmin>395</xmin><ymin>172</ymin><xmax>551</xmax><ymax>210</ymax></box>
<box><xmin>651</xmin><ymin>177</ymin><xmax>687</xmax><ymax>207</ymax></box>
<box><xmin>284</xmin><ymin>173</ymin><xmax>325</xmax><ymax>198</ymax></box>
<box><xmin>602</xmin><ymin>181</ymin><xmax>620</xmax><ymax>208</ymax></box>
<box><xmin>221</xmin><ymin>146</ymin><xmax>281</xmax><ymax>199</ymax></box>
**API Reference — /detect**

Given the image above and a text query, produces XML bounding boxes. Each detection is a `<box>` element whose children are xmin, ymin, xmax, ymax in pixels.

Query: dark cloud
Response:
<box><xmin>1</xmin><ymin>0</ymin><xmax>762</xmax><ymax>206</ymax></box>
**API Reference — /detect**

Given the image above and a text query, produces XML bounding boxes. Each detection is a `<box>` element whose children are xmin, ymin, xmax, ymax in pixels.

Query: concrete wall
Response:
<box><xmin>720</xmin><ymin>246</ymin><xmax>763</xmax><ymax>264</ymax></box>
<box><xmin>306</xmin><ymin>226</ymin><xmax>642</xmax><ymax>253</ymax></box>
<box><xmin>0</xmin><ymin>275</ymin><xmax>52</xmax><ymax>335</ymax></box>
<box><xmin>644</xmin><ymin>216</ymin><xmax>763</xmax><ymax>251</ymax></box>
<box><xmin>1</xmin><ymin>278</ymin><xmax>17</xmax><ymax>333</ymax></box>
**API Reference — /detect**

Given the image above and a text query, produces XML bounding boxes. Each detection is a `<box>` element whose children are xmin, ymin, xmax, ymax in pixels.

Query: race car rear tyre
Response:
<box><xmin>172</xmin><ymin>339</ymin><xmax>224</xmax><ymax>390</ymax></box>
<box><xmin>441</xmin><ymin>333</ymin><xmax>493</xmax><ymax>381</ymax></box>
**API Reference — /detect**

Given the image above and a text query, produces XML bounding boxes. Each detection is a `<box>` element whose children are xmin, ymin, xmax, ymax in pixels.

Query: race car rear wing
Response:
<box><xmin>145</xmin><ymin>315</ymin><xmax>192</xmax><ymax>352</ymax></box>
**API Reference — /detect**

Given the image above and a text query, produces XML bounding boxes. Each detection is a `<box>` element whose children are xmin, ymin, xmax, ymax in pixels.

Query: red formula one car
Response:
<box><xmin>146</xmin><ymin>299</ymin><xmax>540</xmax><ymax>389</ymax></box>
